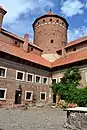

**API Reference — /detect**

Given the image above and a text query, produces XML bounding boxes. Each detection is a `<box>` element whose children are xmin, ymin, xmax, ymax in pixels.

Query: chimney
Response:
<box><xmin>0</xmin><ymin>6</ymin><xmax>7</xmax><ymax>31</ymax></box>
<box><xmin>62</xmin><ymin>48</ymin><xmax>66</xmax><ymax>57</ymax></box>
<box><xmin>23</xmin><ymin>34</ymin><xmax>29</xmax><ymax>52</ymax></box>
<box><xmin>61</xmin><ymin>41</ymin><xmax>66</xmax><ymax>57</ymax></box>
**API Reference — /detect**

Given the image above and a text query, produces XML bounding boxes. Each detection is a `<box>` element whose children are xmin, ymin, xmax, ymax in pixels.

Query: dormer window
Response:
<box><xmin>73</xmin><ymin>47</ymin><xmax>76</xmax><ymax>51</ymax></box>
<box><xmin>31</xmin><ymin>48</ymin><xmax>33</xmax><ymax>51</ymax></box>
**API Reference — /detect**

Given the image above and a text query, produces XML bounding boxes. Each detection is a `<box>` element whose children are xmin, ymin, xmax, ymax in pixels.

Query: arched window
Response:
<box><xmin>51</xmin><ymin>39</ymin><xmax>54</xmax><ymax>43</ymax></box>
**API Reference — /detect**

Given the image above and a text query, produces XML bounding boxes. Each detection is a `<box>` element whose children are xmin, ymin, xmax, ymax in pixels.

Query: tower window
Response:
<box><xmin>38</xmin><ymin>22</ymin><xmax>39</xmax><ymax>25</ymax></box>
<box><xmin>56</xmin><ymin>20</ymin><xmax>59</xmax><ymax>23</ymax></box>
<box><xmin>51</xmin><ymin>39</ymin><xmax>54</xmax><ymax>43</ymax></box>
<box><xmin>62</xmin><ymin>22</ymin><xmax>64</xmax><ymax>25</ymax></box>
<box><xmin>43</xmin><ymin>19</ymin><xmax>45</xmax><ymax>22</ymax></box>
<box><xmin>50</xmin><ymin>19</ymin><xmax>52</xmax><ymax>22</ymax></box>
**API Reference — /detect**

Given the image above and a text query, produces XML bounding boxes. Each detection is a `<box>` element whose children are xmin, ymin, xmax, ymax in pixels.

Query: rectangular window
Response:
<box><xmin>42</xmin><ymin>77</ymin><xmax>48</xmax><ymax>84</ymax></box>
<box><xmin>35</xmin><ymin>75</ymin><xmax>41</xmax><ymax>83</ymax></box>
<box><xmin>25</xmin><ymin>91</ymin><xmax>33</xmax><ymax>101</ymax></box>
<box><xmin>16</xmin><ymin>70</ymin><xmax>25</xmax><ymax>81</ymax></box>
<box><xmin>40</xmin><ymin>92</ymin><xmax>46</xmax><ymax>101</ymax></box>
<box><xmin>26</xmin><ymin>73</ymin><xmax>34</xmax><ymax>82</ymax></box>
<box><xmin>0</xmin><ymin>67</ymin><xmax>7</xmax><ymax>78</ymax></box>
<box><xmin>0</xmin><ymin>88</ymin><xmax>7</xmax><ymax>100</ymax></box>
<box><xmin>52</xmin><ymin>78</ymin><xmax>57</xmax><ymax>84</ymax></box>
<box><xmin>58</xmin><ymin>77</ymin><xmax>63</xmax><ymax>82</ymax></box>
<box><xmin>85</xmin><ymin>73</ymin><xmax>87</xmax><ymax>82</ymax></box>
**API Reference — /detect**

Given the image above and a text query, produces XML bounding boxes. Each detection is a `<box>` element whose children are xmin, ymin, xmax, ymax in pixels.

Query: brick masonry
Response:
<box><xmin>33</xmin><ymin>16</ymin><xmax>67</xmax><ymax>54</ymax></box>
<box><xmin>0</xmin><ymin>58</ymin><xmax>51</xmax><ymax>106</ymax></box>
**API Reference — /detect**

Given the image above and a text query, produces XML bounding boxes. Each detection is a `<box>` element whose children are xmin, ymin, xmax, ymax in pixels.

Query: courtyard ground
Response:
<box><xmin>0</xmin><ymin>107</ymin><xmax>67</xmax><ymax>130</ymax></box>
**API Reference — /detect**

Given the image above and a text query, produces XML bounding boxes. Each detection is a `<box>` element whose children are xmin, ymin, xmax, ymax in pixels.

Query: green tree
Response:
<box><xmin>50</xmin><ymin>67</ymin><xmax>87</xmax><ymax>106</ymax></box>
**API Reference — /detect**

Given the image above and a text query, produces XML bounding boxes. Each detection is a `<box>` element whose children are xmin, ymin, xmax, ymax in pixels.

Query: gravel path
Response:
<box><xmin>0</xmin><ymin>107</ymin><xmax>67</xmax><ymax>130</ymax></box>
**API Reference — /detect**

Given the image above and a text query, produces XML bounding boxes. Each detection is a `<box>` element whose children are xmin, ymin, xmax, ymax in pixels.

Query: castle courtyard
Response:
<box><xmin>0</xmin><ymin>107</ymin><xmax>67</xmax><ymax>130</ymax></box>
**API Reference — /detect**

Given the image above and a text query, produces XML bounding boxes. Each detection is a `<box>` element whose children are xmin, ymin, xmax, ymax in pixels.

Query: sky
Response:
<box><xmin>0</xmin><ymin>0</ymin><xmax>87</xmax><ymax>42</ymax></box>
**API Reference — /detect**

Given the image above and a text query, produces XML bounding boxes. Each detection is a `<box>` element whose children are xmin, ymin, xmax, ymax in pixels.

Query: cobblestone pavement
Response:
<box><xmin>0</xmin><ymin>107</ymin><xmax>67</xmax><ymax>130</ymax></box>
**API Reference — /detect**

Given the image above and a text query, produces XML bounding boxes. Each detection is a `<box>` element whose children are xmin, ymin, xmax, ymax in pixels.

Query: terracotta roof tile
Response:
<box><xmin>52</xmin><ymin>48</ymin><xmax>87</xmax><ymax>67</ymax></box>
<box><xmin>0</xmin><ymin>41</ymin><xmax>51</xmax><ymax>68</ymax></box>
<box><xmin>66</xmin><ymin>36</ymin><xmax>87</xmax><ymax>48</ymax></box>
<box><xmin>46</xmin><ymin>11</ymin><xmax>55</xmax><ymax>15</ymax></box>
<box><xmin>1</xmin><ymin>28</ymin><xmax>43</xmax><ymax>51</ymax></box>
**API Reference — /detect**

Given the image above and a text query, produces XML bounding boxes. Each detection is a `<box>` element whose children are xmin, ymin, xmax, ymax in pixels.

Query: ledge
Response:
<box><xmin>64</xmin><ymin>107</ymin><xmax>87</xmax><ymax>112</ymax></box>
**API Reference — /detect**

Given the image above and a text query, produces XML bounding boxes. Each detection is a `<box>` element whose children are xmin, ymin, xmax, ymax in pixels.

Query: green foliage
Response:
<box><xmin>51</xmin><ymin>66</ymin><xmax>87</xmax><ymax>107</ymax></box>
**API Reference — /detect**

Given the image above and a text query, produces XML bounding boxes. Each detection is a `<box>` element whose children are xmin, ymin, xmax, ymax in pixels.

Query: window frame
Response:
<box><xmin>40</xmin><ymin>92</ymin><xmax>46</xmax><ymax>101</ymax></box>
<box><xmin>0</xmin><ymin>66</ymin><xmax>7</xmax><ymax>78</ymax></box>
<box><xmin>58</xmin><ymin>77</ymin><xmax>63</xmax><ymax>82</ymax></box>
<box><xmin>35</xmin><ymin>75</ymin><xmax>41</xmax><ymax>84</ymax></box>
<box><xmin>52</xmin><ymin>78</ymin><xmax>57</xmax><ymax>84</ymax></box>
<box><xmin>25</xmin><ymin>91</ymin><xmax>33</xmax><ymax>101</ymax></box>
<box><xmin>0</xmin><ymin>88</ymin><xmax>7</xmax><ymax>100</ymax></box>
<box><xmin>42</xmin><ymin>77</ymin><xmax>48</xmax><ymax>84</ymax></box>
<box><xmin>85</xmin><ymin>73</ymin><xmax>87</xmax><ymax>82</ymax></box>
<box><xmin>16</xmin><ymin>70</ymin><xmax>25</xmax><ymax>81</ymax></box>
<box><xmin>26</xmin><ymin>73</ymin><xmax>34</xmax><ymax>82</ymax></box>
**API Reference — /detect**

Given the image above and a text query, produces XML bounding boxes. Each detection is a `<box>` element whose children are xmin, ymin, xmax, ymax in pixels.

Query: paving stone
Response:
<box><xmin>0</xmin><ymin>107</ymin><xmax>67</xmax><ymax>130</ymax></box>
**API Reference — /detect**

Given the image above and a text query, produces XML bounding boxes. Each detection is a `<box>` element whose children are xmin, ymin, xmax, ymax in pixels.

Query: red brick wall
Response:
<box><xmin>33</xmin><ymin>16</ymin><xmax>67</xmax><ymax>54</ymax></box>
<box><xmin>0</xmin><ymin>58</ymin><xmax>50</xmax><ymax>105</ymax></box>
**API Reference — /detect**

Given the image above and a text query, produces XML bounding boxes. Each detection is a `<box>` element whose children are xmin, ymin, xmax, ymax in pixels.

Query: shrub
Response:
<box><xmin>51</xmin><ymin>67</ymin><xmax>87</xmax><ymax>107</ymax></box>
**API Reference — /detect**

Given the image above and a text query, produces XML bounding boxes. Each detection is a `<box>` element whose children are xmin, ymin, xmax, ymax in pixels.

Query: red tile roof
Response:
<box><xmin>46</xmin><ymin>11</ymin><xmax>55</xmax><ymax>15</ymax></box>
<box><xmin>66</xmin><ymin>36</ymin><xmax>87</xmax><ymax>48</ymax></box>
<box><xmin>1</xmin><ymin>28</ymin><xmax>43</xmax><ymax>51</ymax></box>
<box><xmin>52</xmin><ymin>48</ymin><xmax>87</xmax><ymax>67</ymax></box>
<box><xmin>0</xmin><ymin>41</ymin><xmax>51</xmax><ymax>68</ymax></box>
<box><xmin>56</xmin><ymin>36</ymin><xmax>87</xmax><ymax>52</ymax></box>
<box><xmin>0</xmin><ymin>37</ymin><xmax>87</xmax><ymax>69</ymax></box>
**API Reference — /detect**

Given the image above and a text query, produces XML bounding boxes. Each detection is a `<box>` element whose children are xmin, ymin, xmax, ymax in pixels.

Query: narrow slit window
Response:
<box><xmin>51</xmin><ymin>39</ymin><xmax>54</xmax><ymax>43</ymax></box>
<box><xmin>50</xmin><ymin>19</ymin><xmax>52</xmax><ymax>22</ymax></box>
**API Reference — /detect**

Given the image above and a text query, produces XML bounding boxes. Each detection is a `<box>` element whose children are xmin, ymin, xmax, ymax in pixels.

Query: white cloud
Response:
<box><xmin>0</xmin><ymin>0</ymin><xmax>54</xmax><ymax>23</ymax></box>
<box><xmin>68</xmin><ymin>26</ymin><xmax>87</xmax><ymax>42</ymax></box>
<box><xmin>0</xmin><ymin>0</ymin><xmax>54</xmax><ymax>41</ymax></box>
<box><xmin>61</xmin><ymin>0</ymin><xmax>85</xmax><ymax>17</ymax></box>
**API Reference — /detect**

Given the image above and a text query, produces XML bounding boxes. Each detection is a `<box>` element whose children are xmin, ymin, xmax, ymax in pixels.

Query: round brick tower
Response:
<box><xmin>33</xmin><ymin>11</ymin><xmax>68</xmax><ymax>55</ymax></box>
